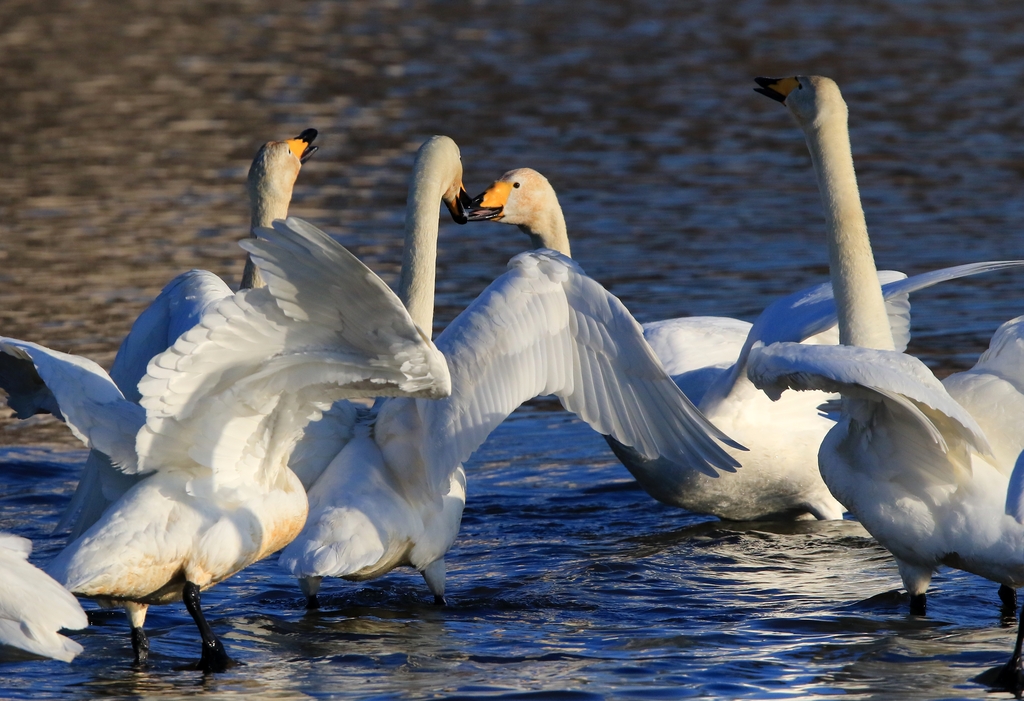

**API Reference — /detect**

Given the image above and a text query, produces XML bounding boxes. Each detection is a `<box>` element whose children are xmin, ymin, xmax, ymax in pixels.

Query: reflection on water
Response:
<box><xmin>2</xmin><ymin>0</ymin><xmax>1024</xmax><ymax>697</ymax></box>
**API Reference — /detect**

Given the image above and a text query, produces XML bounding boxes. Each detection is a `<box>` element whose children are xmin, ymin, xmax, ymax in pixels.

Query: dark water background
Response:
<box><xmin>3</xmin><ymin>0</ymin><xmax>1024</xmax><ymax>698</ymax></box>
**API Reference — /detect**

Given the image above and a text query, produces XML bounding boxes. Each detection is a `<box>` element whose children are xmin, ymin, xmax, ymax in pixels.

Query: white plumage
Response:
<box><xmin>0</xmin><ymin>130</ymin><xmax>317</xmax><ymax>668</ymax></box>
<box><xmin>280</xmin><ymin>137</ymin><xmax>741</xmax><ymax>606</ymax></box>
<box><xmin>0</xmin><ymin>534</ymin><xmax>87</xmax><ymax>662</ymax></box>
<box><xmin>465</xmin><ymin>168</ymin><xmax>1022</xmax><ymax>521</ymax></box>
<box><xmin>56</xmin><ymin>128</ymin><xmax>319</xmax><ymax>543</ymax></box>
<box><xmin>2</xmin><ymin>216</ymin><xmax>451</xmax><ymax>671</ymax></box>
<box><xmin>749</xmin><ymin>74</ymin><xmax>1024</xmax><ymax>693</ymax></box>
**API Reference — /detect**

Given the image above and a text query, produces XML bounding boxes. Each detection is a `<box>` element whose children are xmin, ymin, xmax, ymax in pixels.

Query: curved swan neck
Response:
<box><xmin>398</xmin><ymin>137</ymin><xmax>462</xmax><ymax>335</ymax></box>
<box><xmin>804</xmin><ymin>110</ymin><xmax>894</xmax><ymax>351</ymax></box>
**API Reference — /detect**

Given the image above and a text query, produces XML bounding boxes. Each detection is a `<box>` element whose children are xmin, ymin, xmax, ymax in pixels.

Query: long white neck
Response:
<box><xmin>804</xmin><ymin>115</ymin><xmax>894</xmax><ymax>351</ymax></box>
<box><xmin>241</xmin><ymin>159</ymin><xmax>296</xmax><ymax>290</ymax></box>
<box><xmin>398</xmin><ymin>140</ymin><xmax>458</xmax><ymax>335</ymax></box>
<box><xmin>523</xmin><ymin>208</ymin><xmax>571</xmax><ymax>257</ymax></box>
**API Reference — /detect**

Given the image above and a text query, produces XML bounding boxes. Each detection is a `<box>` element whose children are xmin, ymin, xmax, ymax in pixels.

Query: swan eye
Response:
<box><xmin>513</xmin><ymin>182</ymin><xmax>520</xmax><ymax>188</ymax></box>
<box><xmin>797</xmin><ymin>83</ymin><xmax>803</xmax><ymax>90</ymax></box>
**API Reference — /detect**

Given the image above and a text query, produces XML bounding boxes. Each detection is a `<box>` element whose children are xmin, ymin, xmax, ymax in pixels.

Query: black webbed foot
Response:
<box><xmin>979</xmin><ymin>653</ymin><xmax>1024</xmax><ymax>699</ymax></box>
<box><xmin>192</xmin><ymin>637</ymin><xmax>236</xmax><ymax>673</ymax></box>
<box><xmin>978</xmin><ymin>597</ymin><xmax>1024</xmax><ymax>698</ymax></box>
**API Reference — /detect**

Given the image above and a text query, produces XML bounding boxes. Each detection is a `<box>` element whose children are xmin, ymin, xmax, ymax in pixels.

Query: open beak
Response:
<box><xmin>444</xmin><ymin>185</ymin><xmax>471</xmax><ymax>225</ymax></box>
<box><xmin>466</xmin><ymin>196</ymin><xmax>503</xmax><ymax>221</ymax></box>
<box><xmin>465</xmin><ymin>181</ymin><xmax>513</xmax><ymax>222</ymax></box>
<box><xmin>287</xmin><ymin>128</ymin><xmax>319</xmax><ymax>163</ymax></box>
<box><xmin>754</xmin><ymin>76</ymin><xmax>799</xmax><ymax>104</ymax></box>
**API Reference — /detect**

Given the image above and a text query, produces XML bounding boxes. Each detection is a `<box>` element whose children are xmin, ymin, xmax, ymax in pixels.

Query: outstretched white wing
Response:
<box><xmin>746</xmin><ymin>261</ymin><xmax>1024</xmax><ymax>360</ymax></box>
<box><xmin>0</xmin><ymin>338</ymin><xmax>144</xmax><ymax>472</ymax></box>
<box><xmin>414</xmin><ymin>249</ymin><xmax>744</xmax><ymax>495</ymax></box>
<box><xmin>0</xmin><ymin>271</ymin><xmax>237</xmax><ymax>535</ymax></box>
<box><xmin>944</xmin><ymin>314</ymin><xmax>1024</xmax><ymax>475</ymax></box>
<box><xmin>110</xmin><ymin>269</ymin><xmax>233</xmax><ymax>403</ymax></box>
<box><xmin>749</xmin><ymin>341</ymin><xmax>992</xmax><ymax>485</ymax></box>
<box><xmin>135</xmin><ymin>217</ymin><xmax>451</xmax><ymax>489</ymax></box>
<box><xmin>61</xmin><ymin>269</ymin><xmax>234</xmax><ymax>536</ymax></box>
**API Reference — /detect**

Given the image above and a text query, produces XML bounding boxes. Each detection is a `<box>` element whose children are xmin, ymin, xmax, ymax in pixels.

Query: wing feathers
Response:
<box><xmin>135</xmin><ymin>217</ymin><xmax>450</xmax><ymax>484</ymax></box>
<box><xmin>419</xmin><ymin>250</ymin><xmax>742</xmax><ymax>492</ymax></box>
<box><xmin>0</xmin><ymin>339</ymin><xmax>144</xmax><ymax>473</ymax></box>
<box><xmin>738</xmin><ymin>262</ymin><xmax>1024</xmax><ymax>377</ymax></box>
<box><xmin>749</xmin><ymin>342</ymin><xmax>992</xmax><ymax>464</ymax></box>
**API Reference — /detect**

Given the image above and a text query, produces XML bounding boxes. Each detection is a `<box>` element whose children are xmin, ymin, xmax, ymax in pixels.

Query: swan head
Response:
<box><xmin>465</xmin><ymin>168</ymin><xmax>570</xmax><ymax>255</ymax></box>
<box><xmin>248</xmin><ymin>128</ymin><xmax>318</xmax><ymax>212</ymax></box>
<box><xmin>411</xmin><ymin>135</ymin><xmax>471</xmax><ymax>224</ymax></box>
<box><xmin>754</xmin><ymin>76</ymin><xmax>847</xmax><ymax>129</ymax></box>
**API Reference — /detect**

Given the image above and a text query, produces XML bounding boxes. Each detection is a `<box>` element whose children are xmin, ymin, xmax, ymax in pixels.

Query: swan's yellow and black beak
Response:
<box><xmin>465</xmin><ymin>181</ymin><xmax>513</xmax><ymax>221</ymax></box>
<box><xmin>754</xmin><ymin>77</ymin><xmax>799</xmax><ymax>104</ymax></box>
<box><xmin>444</xmin><ymin>184</ymin><xmax>471</xmax><ymax>225</ymax></box>
<box><xmin>286</xmin><ymin>128</ymin><xmax>319</xmax><ymax>163</ymax></box>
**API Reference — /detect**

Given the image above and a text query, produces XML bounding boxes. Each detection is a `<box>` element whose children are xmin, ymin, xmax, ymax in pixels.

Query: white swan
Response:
<box><xmin>1</xmin><ymin>217</ymin><xmax>451</xmax><ymax>672</ymax></box>
<box><xmin>60</xmin><ymin>128</ymin><xmax>319</xmax><ymax>544</ymax></box>
<box><xmin>0</xmin><ymin>533</ymin><xmax>87</xmax><ymax>662</ymax></box>
<box><xmin>747</xmin><ymin>75</ymin><xmax>1024</xmax><ymax>694</ymax></box>
<box><xmin>464</xmin><ymin>168</ymin><xmax>1018</xmax><ymax>521</ymax></box>
<box><xmin>16</xmin><ymin>129</ymin><xmax>318</xmax><ymax>665</ymax></box>
<box><xmin>279</xmin><ymin>136</ymin><xmax>744</xmax><ymax>607</ymax></box>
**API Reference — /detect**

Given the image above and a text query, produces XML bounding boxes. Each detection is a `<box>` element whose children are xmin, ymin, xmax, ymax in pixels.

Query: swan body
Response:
<box><xmin>465</xmin><ymin>168</ymin><xmax>1019</xmax><ymax>521</ymax></box>
<box><xmin>464</xmin><ymin>168</ymin><xmax>842</xmax><ymax>519</ymax></box>
<box><xmin>280</xmin><ymin>137</ymin><xmax>742</xmax><ymax>605</ymax></box>
<box><xmin>283</xmin><ymin>247</ymin><xmax>744</xmax><ymax>601</ymax></box>
<box><xmin>0</xmin><ymin>534</ymin><xmax>87</xmax><ymax>662</ymax></box>
<box><xmin>748</xmin><ymin>74</ymin><xmax>1024</xmax><ymax>692</ymax></box>
<box><xmin>3</xmin><ymin>216</ymin><xmax>451</xmax><ymax>669</ymax></box>
<box><xmin>56</xmin><ymin>129</ymin><xmax>318</xmax><ymax>543</ymax></box>
<box><xmin>0</xmin><ymin>130</ymin><xmax>320</xmax><ymax>667</ymax></box>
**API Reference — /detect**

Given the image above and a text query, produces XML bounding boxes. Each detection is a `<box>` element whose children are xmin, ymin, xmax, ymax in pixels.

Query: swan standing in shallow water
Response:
<box><xmin>61</xmin><ymin>128</ymin><xmax>319</xmax><ymax>543</ymax></box>
<box><xmin>31</xmin><ymin>129</ymin><xmax>318</xmax><ymax>664</ymax></box>
<box><xmin>280</xmin><ymin>136</ymin><xmax>744</xmax><ymax>607</ymax></box>
<box><xmin>1</xmin><ymin>216</ymin><xmax>451</xmax><ymax>672</ymax></box>
<box><xmin>748</xmin><ymin>75</ymin><xmax>1024</xmax><ymax>695</ymax></box>
<box><xmin>464</xmin><ymin>168</ymin><xmax>1018</xmax><ymax>521</ymax></box>
<box><xmin>0</xmin><ymin>534</ymin><xmax>87</xmax><ymax>662</ymax></box>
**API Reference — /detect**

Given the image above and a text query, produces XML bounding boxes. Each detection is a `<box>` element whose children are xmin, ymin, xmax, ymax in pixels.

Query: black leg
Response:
<box><xmin>1002</xmin><ymin>585</ymin><xmax>1019</xmax><ymax>620</ymax></box>
<box><xmin>992</xmin><ymin>600</ymin><xmax>1024</xmax><ymax>697</ymax></box>
<box><xmin>433</xmin><ymin>594</ymin><xmax>446</xmax><ymax>606</ymax></box>
<box><xmin>182</xmin><ymin>581</ymin><xmax>235</xmax><ymax>673</ymax></box>
<box><xmin>909</xmin><ymin>592</ymin><xmax>926</xmax><ymax>616</ymax></box>
<box><xmin>305</xmin><ymin>594</ymin><xmax>320</xmax><ymax>610</ymax></box>
<box><xmin>130</xmin><ymin>626</ymin><xmax>150</xmax><ymax>665</ymax></box>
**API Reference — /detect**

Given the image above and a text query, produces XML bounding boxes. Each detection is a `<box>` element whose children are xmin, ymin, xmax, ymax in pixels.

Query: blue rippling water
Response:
<box><xmin>0</xmin><ymin>412</ymin><xmax>1019</xmax><ymax>699</ymax></box>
